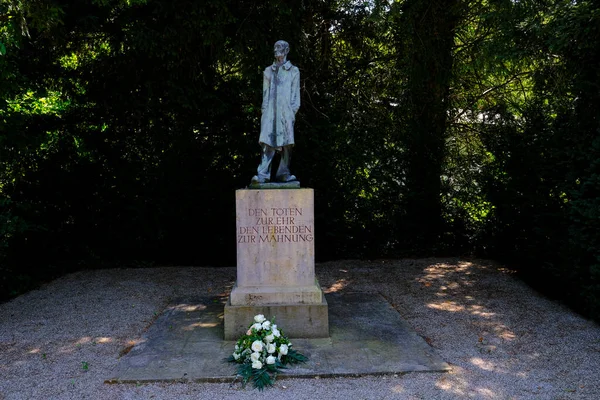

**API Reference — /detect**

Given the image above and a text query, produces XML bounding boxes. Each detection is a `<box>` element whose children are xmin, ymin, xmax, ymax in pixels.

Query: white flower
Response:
<box><xmin>272</xmin><ymin>328</ymin><xmax>281</xmax><ymax>337</ymax></box>
<box><xmin>252</xmin><ymin>322</ymin><xmax>263</xmax><ymax>331</ymax></box>
<box><xmin>264</xmin><ymin>334</ymin><xmax>274</xmax><ymax>343</ymax></box>
<box><xmin>250</xmin><ymin>351</ymin><xmax>261</xmax><ymax>363</ymax></box>
<box><xmin>252</xmin><ymin>360</ymin><xmax>263</xmax><ymax>369</ymax></box>
<box><xmin>266</xmin><ymin>355</ymin><xmax>276</xmax><ymax>365</ymax></box>
<box><xmin>251</xmin><ymin>340</ymin><xmax>263</xmax><ymax>352</ymax></box>
<box><xmin>267</xmin><ymin>343</ymin><xmax>276</xmax><ymax>354</ymax></box>
<box><xmin>262</xmin><ymin>320</ymin><xmax>271</xmax><ymax>330</ymax></box>
<box><xmin>254</xmin><ymin>314</ymin><xmax>266</xmax><ymax>323</ymax></box>
<box><xmin>279</xmin><ymin>344</ymin><xmax>288</xmax><ymax>355</ymax></box>
<box><xmin>233</xmin><ymin>352</ymin><xmax>240</xmax><ymax>360</ymax></box>
<box><xmin>272</xmin><ymin>324</ymin><xmax>277</xmax><ymax>330</ymax></box>
<box><xmin>234</xmin><ymin>345</ymin><xmax>239</xmax><ymax>351</ymax></box>
<box><xmin>246</xmin><ymin>329</ymin><xmax>252</xmax><ymax>335</ymax></box>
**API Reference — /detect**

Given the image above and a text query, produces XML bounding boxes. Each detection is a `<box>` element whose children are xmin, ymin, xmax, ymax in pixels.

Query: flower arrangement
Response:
<box><xmin>227</xmin><ymin>314</ymin><xmax>308</xmax><ymax>390</ymax></box>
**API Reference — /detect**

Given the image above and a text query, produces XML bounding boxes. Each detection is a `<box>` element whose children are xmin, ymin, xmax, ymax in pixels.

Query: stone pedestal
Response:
<box><xmin>224</xmin><ymin>188</ymin><xmax>329</xmax><ymax>339</ymax></box>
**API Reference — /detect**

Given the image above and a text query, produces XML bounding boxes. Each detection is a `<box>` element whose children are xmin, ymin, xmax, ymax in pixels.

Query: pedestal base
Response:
<box><xmin>223</xmin><ymin>296</ymin><xmax>329</xmax><ymax>340</ymax></box>
<box><xmin>227</xmin><ymin>188</ymin><xmax>329</xmax><ymax>340</ymax></box>
<box><xmin>229</xmin><ymin>278</ymin><xmax>324</xmax><ymax>305</ymax></box>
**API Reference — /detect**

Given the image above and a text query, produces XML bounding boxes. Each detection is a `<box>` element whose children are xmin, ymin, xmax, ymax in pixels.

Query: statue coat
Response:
<box><xmin>259</xmin><ymin>60</ymin><xmax>300</xmax><ymax>148</ymax></box>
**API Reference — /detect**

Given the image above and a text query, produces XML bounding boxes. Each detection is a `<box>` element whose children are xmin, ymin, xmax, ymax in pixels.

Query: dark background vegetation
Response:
<box><xmin>1</xmin><ymin>0</ymin><xmax>599</xmax><ymax>320</ymax></box>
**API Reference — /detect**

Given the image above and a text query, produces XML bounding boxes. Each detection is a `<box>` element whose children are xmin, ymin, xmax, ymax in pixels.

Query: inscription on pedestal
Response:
<box><xmin>235</xmin><ymin>189</ymin><xmax>315</xmax><ymax>289</ymax></box>
<box><xmin>237</xmin><ymin>207</ymin><xmax>314</xmax><ymax>244</ymax></box>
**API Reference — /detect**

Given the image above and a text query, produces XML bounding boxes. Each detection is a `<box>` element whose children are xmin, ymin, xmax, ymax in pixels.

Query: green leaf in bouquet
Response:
<box><xmin>283</xmin><ymin>349</ymin><xmax>309</xmax><ymax>365</ymax></box>
<box><xmin>252</xmin><ymin>367</ymin><xmax>274</xmax><ymax>391</ymax></box>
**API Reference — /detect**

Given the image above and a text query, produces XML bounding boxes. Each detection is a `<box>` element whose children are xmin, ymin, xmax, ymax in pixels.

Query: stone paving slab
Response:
<box><xmin>107</xmin><ymin>292</ymin><xmax>449</xmax><ymax>383</ymax></box>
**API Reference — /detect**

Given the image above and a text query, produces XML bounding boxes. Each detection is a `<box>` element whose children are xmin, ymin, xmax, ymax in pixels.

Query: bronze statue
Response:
<box><xmin>251</xmin><ymin>40</ymin><xmax>300</xmax><ymax>184</ymax></box>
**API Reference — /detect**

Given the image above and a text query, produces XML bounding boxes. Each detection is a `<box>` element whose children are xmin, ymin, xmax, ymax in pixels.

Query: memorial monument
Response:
<box><xmin>224</xmin><ymin>41</ymin><xmax>329</xmax><ymax>339</ymax></box>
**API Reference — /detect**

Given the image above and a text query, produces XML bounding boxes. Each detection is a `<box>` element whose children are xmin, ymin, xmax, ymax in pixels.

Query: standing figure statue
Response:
<box><xmin>251</xmin><ymin>40</ymin><xmax>300</xmax><ymax>184</ymax></box>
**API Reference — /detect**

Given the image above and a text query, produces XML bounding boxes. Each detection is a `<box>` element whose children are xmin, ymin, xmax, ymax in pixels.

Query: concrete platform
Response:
<box><xmin>107</xmin><ymin>292</ymin><xmax>450</xmax><ymax>383</ymax></box>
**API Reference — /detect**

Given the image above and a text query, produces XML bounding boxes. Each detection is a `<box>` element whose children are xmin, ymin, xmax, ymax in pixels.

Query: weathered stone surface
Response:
<box><xmin>226</xmin><ymin>188</ymin><xmax>329</xmax><ymax>339</ymax></box>
<box><xmin>224</xmin><ymin>296</ymin><xmax>329</xmax><ymax>340</ymax></box>
<box><xmin>229</xmin><ymin>278</ymin><xmax>324</xmax><ymax>305</ymax></box>
<box><xmin>231</xmin><ymin>188</ymin><xmax>320</xmax><ymax>304</ymax></box>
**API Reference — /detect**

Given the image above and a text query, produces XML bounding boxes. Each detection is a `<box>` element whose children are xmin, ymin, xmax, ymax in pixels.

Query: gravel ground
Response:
<box><xmin>1</xmin><ymin>258</ymin><xmax>599</xmax><ymax>399</ymax></box>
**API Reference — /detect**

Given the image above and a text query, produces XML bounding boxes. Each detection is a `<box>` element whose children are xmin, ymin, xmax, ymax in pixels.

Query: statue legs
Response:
<box><xmin>252</xmin><ymin>144</ymin><xmax>296</xmax><ymax>183</ymax></box>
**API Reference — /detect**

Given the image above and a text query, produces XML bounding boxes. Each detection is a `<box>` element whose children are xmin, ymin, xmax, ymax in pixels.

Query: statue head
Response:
<box><xmin>273</xmin><ymin>40</ymin><xmax>289</xmax><ymax>63</ymax></box>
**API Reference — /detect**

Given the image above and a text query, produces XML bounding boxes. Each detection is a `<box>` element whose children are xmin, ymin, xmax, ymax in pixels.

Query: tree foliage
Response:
<box><xmin>1</xmin><ymin>0</ymin><xmax>599</xmax><ymax>319</ymax></box>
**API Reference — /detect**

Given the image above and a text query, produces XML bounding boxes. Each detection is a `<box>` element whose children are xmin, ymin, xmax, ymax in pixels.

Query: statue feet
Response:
<box><xmin>251</xmin><ymin>175</ymin><xmax>269</xmax><ymax>184</ymax></box>
<box><xmin>277</xmin><ymin>174</ymin><xmax>297</xmax><ymax>183</ymax></box>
